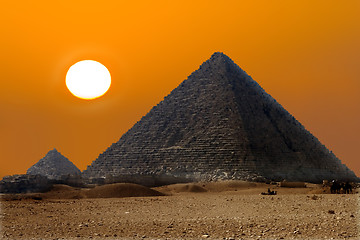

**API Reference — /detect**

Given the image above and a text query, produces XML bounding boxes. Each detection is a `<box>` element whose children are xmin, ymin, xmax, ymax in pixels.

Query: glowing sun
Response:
<box><xmin>66</xmin><ymin>60</ymin><xmax>111</xmax><ymax>100</ymax></box>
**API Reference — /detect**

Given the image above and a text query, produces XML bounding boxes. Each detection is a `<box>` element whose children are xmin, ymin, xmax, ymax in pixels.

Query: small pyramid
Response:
<box><xmin>27</xmin><ymin>148</ymin><xmax>81</xmax><ymax>180</ymax></box>
<box><xmin>83</xmin><ymin>52</ymin><xmax>357</xmax><ymax>182</ymax></box>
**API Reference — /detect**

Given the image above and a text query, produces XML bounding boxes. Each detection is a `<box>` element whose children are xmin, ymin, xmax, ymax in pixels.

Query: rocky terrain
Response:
<box><xmin>27</xmin><ymin>148</ymin><xmax>81</xmax><ymax>180</ymax></box>
<box><xmin>0</xmin><ymin>174</ymin><xmax>51</xmax><ymax>194</ymax></box>
<box><xmin>1</xmin><ymin>181</ymin><xmax>358</xmax><ymax>239</ymax></box>
<box><xmin>83</xmin><ymin>52</ymin><xmax>357</xmax><ymax>183</ymax></box>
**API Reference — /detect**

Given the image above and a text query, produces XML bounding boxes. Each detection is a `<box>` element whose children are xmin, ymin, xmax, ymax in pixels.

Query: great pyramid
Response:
<box><xmin>27</xmin><ymin>148</ymin><xmax>81</xmax><ymax>180</ymax></box>
<box><xmin>83</xmin><ymin>52</ymin><xmax>357</xmax><ymax>183</ymax></box>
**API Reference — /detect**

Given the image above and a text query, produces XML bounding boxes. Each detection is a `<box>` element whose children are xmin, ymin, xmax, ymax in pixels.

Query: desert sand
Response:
<box><xmin>1</xmin><ymin>181</ymin><xmax>358</xmax><ymax>239</ymax></box>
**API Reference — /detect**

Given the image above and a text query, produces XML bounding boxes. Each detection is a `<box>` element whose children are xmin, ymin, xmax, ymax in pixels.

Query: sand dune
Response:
<box><xmin>42</xmin><ymin>184</ymin><xmax>86</xmax><ymax>199</ymax></box>
<box><xmin>1</xmin><ymin>180</ymin><xmax>332</xmax><ymax>200</ymax></box>
<box><xmin>84</xmin><ymin>183</ymin><xmax>165</xmax><ymax>198</ymax></box>
<box><xmin>201</xmin><ymin>180</ymin><xmax>260</xmax><ymax>192</ymax></box>
<box><xmin>155</xmin><ymin>183</ymin><xmax>207</xmax><ymax>194</ymax></box>
<box><xmin>155</xmin><ymin>180</ymin><xmax>276</xmax><ymax>195</ymax></box>
<box><xmin>1</xmin><ymin>183</ymin><xmax>165</xmax><ymax>200</ymax></box>
<box><xmin>153</xmin><ymin>180</ymin><xmax>333</xmax><ymax>196</ymax></box>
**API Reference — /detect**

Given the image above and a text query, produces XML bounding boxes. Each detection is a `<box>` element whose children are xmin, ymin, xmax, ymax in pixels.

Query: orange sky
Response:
<box><xmin>1</xmin><ymin>1</ymin><xmax>359</xmax><ymax>178</ymax></box>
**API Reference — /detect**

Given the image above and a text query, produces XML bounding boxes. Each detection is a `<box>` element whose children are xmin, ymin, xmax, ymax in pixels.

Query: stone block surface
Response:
<box><xmin>82</xmin><ymin>52</ymin><xmax>358</xmax><ymax>183</ymax></box>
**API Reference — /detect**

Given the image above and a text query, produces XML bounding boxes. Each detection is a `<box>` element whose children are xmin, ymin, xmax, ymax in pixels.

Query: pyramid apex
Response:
<box><xmin>48</xmin><ymin>148</ymin><xmax>60</xmax><ymax>154</ymax></box>
<box><xmin>27</xmin><ymin>148</ymin><xmax>80</xmax><ymax>179</ymax></box>
<box><xmin>209</xmin><ymin>52</ymin><xmax>232</xmax><ymax>62</ymax></box>
<box><xmin>194</xmin><ymin>52</ymin><xmax>247</xmax><ymax>79</ymax></box>
<box><xmin>210</xmin><ymin>51</ymin><xmax>227</xmax><ymax>57</ymax></box>
<box><xmin>211</xmin><ymin>51</ymin><xmax>225</xmax><ymax>56</ymax></box>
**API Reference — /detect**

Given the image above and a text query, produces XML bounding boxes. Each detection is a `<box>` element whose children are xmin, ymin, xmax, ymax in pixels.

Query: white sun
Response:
<box><xmin>66</xmin><ymin>60</ymin><xmax>111</xmax><ymax>100</ymax></box>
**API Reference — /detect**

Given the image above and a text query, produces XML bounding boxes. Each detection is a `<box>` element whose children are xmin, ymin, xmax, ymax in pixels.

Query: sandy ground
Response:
<box><xmin>1</xmin><ymin>181</ymin><xmax>359</xmax><ymax>240</ymax></box>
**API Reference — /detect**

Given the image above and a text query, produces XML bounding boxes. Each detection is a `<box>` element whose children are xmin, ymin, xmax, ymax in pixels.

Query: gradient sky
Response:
<box><xmin>1</xmin><ymin>1</ymin><xmax>359</xmax><ymax>178</ymax></box>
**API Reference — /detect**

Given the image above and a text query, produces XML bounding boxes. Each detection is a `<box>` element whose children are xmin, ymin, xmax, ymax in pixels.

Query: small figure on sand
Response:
<box><xmin>330</xmin><ymin>180</ymin><xmax>353</xmax><ymax>194</ymax></box>
<box><xmin>330</xmin><ymin>180</ymin><xmax>341</xmax><ymax>194</ymax></box>
<box><xmin>261</xmin><ymin>188</ymin><xmax>277</xmax><ymax>195</ymax></box>
<box><xmin>344</xmin><ymin>181</ymin><xmax>352</xmax><ymax>194</ymax></box>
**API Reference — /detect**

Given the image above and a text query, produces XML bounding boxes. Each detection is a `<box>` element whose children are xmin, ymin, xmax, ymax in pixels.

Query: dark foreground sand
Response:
<box><xmin>1</xmin><ymin>181</ymin><xmax>359</xmax><ymax>239</ymax></box>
